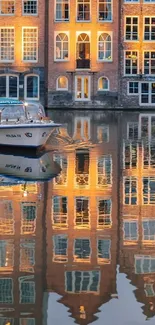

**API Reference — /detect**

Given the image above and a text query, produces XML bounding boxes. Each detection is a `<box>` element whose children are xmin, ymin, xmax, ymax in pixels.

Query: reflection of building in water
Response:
<box><xmin>45</xmin><ymin>111</ymin><xmax>119</xmax><ymax>324</ymax></box>
<box><xmin>119</xmin><ymin>112</ymin><xmax>155</xmax><ymax>319</ymax></box>
<box><xmin>0</xmin><ymin>182</ymin><xmax>45</xmax><ymax>325</ymax></box>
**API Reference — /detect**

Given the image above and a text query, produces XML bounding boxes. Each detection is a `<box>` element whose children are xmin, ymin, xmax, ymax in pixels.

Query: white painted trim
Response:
<box><xmin>22</xmin><ymin>0</ymin><xmax>38</xmax><ymax>16</ymax></box>
<box><xmin>24</xmin><ymin>74</ymin><xmax>40</xmax><ymax>100</ymax></box>
<box><xmin>56</xmin><ymin>76</ymin><xmax>68</xmax><ymax>91</ymax></box>
<box><xmin>22</xmin><ymin>26</ymin><xmax>38</xmax><ymax>62</ymax></box>
<box><xmin>75</xmin><ymin>75</ymin><xmax>91</xmax><ymax>101</ymax></box>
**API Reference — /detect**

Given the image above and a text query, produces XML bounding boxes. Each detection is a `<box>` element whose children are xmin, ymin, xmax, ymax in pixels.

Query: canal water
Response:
<box><xmin>0</xmin><ymin>110</ymin><xmax>155</xmax><ymax>325</ymax></box>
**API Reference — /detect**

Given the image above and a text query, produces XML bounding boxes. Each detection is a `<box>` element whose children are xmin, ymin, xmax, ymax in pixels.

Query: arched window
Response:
<box><xmin>0</xmin><ymin>74</ymin><xmax>18</xmax><ymax>99</ymax></box>
<box><xmin>56</xmin><ymin>76</ymin><xmax>68</xmax><ymax>90</ymax></box>
<box><xmin>24</xmin><ymin>74</ymin><xmax>39</xmax><ymax>99</ymax></box>
<box><xmin>55</xmin><ymin>33</ymin><xmax>69</xmax><ymax>61</ymax></box>
<box><xmin>98</xmin><ymin>33</ymin><xmax>112</xmax><ymax>61</ymax></box>
<box><xmin>98</xmin><ymin>77</ymin><xmax>109</xmax><ymax>91</ymax></box>
<box><xmin>76</xmin><ymin>33</ymin><xmax>90</xmax><ymax>69</ymax></box>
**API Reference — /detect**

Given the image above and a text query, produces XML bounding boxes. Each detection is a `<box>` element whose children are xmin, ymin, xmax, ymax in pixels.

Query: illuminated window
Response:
<box><xmin>24</xmin><ymin>74</ymin><xmax>39</xmax><ymax>99</ymax></box>
<box><xmin>55</xmin><ymin>0</ymin><xmax>69</xmax><ymax>21</ymax></box>
<box><xmin>77</xmin><ymin>0</ymin><xmax>90</xmax><ymax>21</ymax></box>
<box><xmin>97</xmin><ymin>155</ymin><xmax>112</xmax><ymax>186</ymax></box>
<box><xmin>140</xmin><ymin>115</ymin><xmax>155</xmax><ymax>139</ymax></box>
<box><xmin>0</xmin><ymin>201</ymin><xmax>14</xmax><ymax>235</ymax></box>
<box><xmin>0</xmin><ymin>240</ymin><xmax>14</xmax><ymax>271</ymax></box>
<box><xmin>143</xmin><ymin>143</ymin><xmax>155</xmax><ymax>168</ymax></box>
<box><xmin>98</xmin><ymin>0</ymin><xmax>112</xmax><ymax>21</ymax></box>
<box><xmin>128</xmin><ymin>82</ymin><xmax>139</xmax><ymax>95</ymax></box>
<box><xmin>0</xmin><ymin>75</ymin><xmax>18</xmax><ymax>98</ymax></box>
<box><xmin>125</xmin><ymin>17</ymin><xmax>138</xmax><ymax>40</ymax></box>
<box><xmin>97</xmin><ymin>125</ymin><xmax>109</xmax><ymax>142</ymax></box>
<box><xmin>65</xmin><ymin>271</ymin><xmax>100</xmax><ymax>293</ymax></box>
<box><xmin>52</xmin><ymin>196</ymin><xmax>68</xmax><ymax>228</ymax></box>
<box><xmin>144</xmin><ymin>284</ymin><xmax>155</xmax><ymax>297</ymax></box>
<box><xmin>143</xmin><ymin>177</ymin><xmax>155</xmax><ymax>204</ymax></box>
<box><xmin>76</xmin><ymin>33</ymin><xmax>90</xmax><ymax>69</ymax></box>
<box><xmin>123</xmin><ymin>220</ymin><xmax>138</xmax><ymax>241</ymax></box>
<box><xmin>20</xmin><ymin>239</ymin><xmax>35</xmax><ymax>272</ymax></box>
<box><xmin>142</xmin><ymin>219</ymin><xmax>155</xmax><ymax>240</ymax></box>
<box><xmin>73</xmin><ymin>117</ymin><xmax>90</xmax><ymax>140</ymax></box>
<box><xmin>0</xmin><ymin>278</ymin><xmax>13</xmax><ymax>303</ymax></box>
<box><xmin>140</xmin><ymin>82</ymin><xmax>155</xmax><ymax>105</ymax></box>
<box><xmin>22</xmin><ymin>0</ymin><xmax>37</xmax><ymax>15</ymax></box>
<box><xmin>143</xmin><ymin>51</ymin><xmax>155</xmax><ymax>75</ymax></box>
<box><xmin>75</xmin><ymin>197</ymin><xmax>89</xmax><ymax>228</ymax></box>
<box><xmin>123</xmin><ymin>142</ymin><xmax>138</xmax><ymax>169</ymax></box>
<box><xmin>97</xmin><ymin>199</ymin><xmax>112</xmax><ymax>228</ymax></box>
<box><xmin>0</xmin><ymin>318</ymin><xmax>14</xmax><ymax>325</ymax></box>
<box><xmin>0</xmin><ymin>0</ymin><xmax>14</xmax><ymax>14</ymax></box>
<box><xmin>124</xmin><ymin>51</ymin><xmax>138</xmax><ymax>75</ymax></box>
<box><xmin>0</xmin><ymin>27</ymin><xmax>14</xmax><ymax>61</ymax></box>
<box><xmin>53</xmin><ymin>154</ymin><xmax>68</xmax><ymax>185</ymax></box>
<box><xmin>19</xmin><ymin>276</ymin><xmax>35</xmax><ymax>304</ymax></box>
<box><xmin>98</xmin><ymin>77</ymin><xmax>109</xmax><ymax>91</ymax></box>
<box><xmin>127</xmin><ymin>122</ymin><xmax>138</xmax><ymax>140</ymax></box>
<box><xmin>135</xmin><ymin>255</ymin><xmax>155</xmax><ymax>274</ymax></box>
<box><xmin>75</xmin><ymin>76</ymin><xmax>90</xmax><ymax>101</ymax></box>
<box><xmin>74</xmin><ymin>238</ymin><xmax>91</xmax><ymax>262</ymax></box>
<box><xmin>55</xmin><ymin>32</ymin><xmax>69</xmax><ymax>61</ymax></box>
<box><xmin>75</xmin><ymin>149</ymin><xmax>89</xmax><ymax>187</ymax></box>
<box><xmin>53</xmin><ymin>235</ymin><xmax>68</xmax><ymax>262</ymax></box>
<box><xmin>144</xmin><ymin>17</ymin><xmax>155</xmax><ymax>40</ymax></box>
<box><xmin>21</xmin><ymin>203</ymin><xmax>37</xmax><ymax>234</ymax></box>
<box><xmin>98</xmin><ymin>238</ymin><xmax>111</xmax><ymax>264</ymax></box>
<box><xmin>124</xmin><ymin>177</ymin><xmax>137</xmax><ymax>205</ymax></box>
<box><xmin>56</xmin><ymin>76</ymin><xmax>68</xmax><ymax>90</ymax></box>
<box><xmin>22</xmin><ymin>27</ymin><xmax>38</xmax><ymax>62</ymax></box>
<box><xmin>98</xmin><ymin>32</ymin><xmax>112</xmax><ymax>61</ymax></box>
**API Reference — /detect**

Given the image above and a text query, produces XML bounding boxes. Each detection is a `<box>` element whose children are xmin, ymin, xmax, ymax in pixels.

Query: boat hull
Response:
<box><xmin>0</xmin><ymin>123</ymin><xmax>60</xmax><ymax>147</ymax></box>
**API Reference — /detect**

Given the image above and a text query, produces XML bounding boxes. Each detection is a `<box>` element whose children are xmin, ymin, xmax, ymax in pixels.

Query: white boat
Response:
<box><xmin>0</xmin><ymin>149</ymin><xmax>61</xmax><ymax>182</ymax></box>
<box><xmin>0</xmin><ymin>98</ymin><xmax>61</xmax><ymax>147</ymax></box>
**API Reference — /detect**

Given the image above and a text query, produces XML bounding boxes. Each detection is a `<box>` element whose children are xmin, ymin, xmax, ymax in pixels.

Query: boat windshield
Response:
<box><xmin>1</xmin><ymin>104</ymin><xmax>25</xmax><ymax>120</ymax></box>
<box><xmin>26</xmin><ymin>103</ymin><xmax>45</xmax><ymax>119</ymax></box>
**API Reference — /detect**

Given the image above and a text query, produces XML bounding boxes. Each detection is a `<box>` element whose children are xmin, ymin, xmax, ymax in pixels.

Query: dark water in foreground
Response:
<box><xmin>0</xmin><ymin>110</ymin><xmax>155</xmax><ymax>325</ymax></box>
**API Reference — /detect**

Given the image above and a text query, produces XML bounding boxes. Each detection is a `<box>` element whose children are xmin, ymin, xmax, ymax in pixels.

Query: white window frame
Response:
<box><xmin>123</xmin><ymin>141</ymin><xmax>138</xmax><ymax>169</ymax></box>
<box><xmin>143</xmin><ymin>16</ymin><xmax>155</xmax><ymax>41</ymax></box>
<box><xmin>20</xmin><ymin>239</ymin><xmax>35</xmax><ymax>273</ymax></box>
<box><xmin>65</xmin><ymin>270</ymin><xmax>100</xmax><ymax>293</ymax></box>
<box><xmin>74</xmin><ymin>238</ymin><xmax>91</xmax><ymax>262</ymax></box>
<box><xmin>53</xmin><ymin>234</ymin><xmax>68</xmax><ymax>263</ymax></box>
<box><xmin>0</xmin><ymin>27</ymin><xmax>14</xmax><ymax>62</ymax></box>
<box><xmin>55</xmin><ymin>0</ymin><xmax>70</xmax><ymax>22</ymax></box>
<box><xmin>127</xmin><ymin>81</ymin><xmax>139</xmax><ymax>95</ymax></box>
<box><xmin>124</xmin><ymin>16</ymin><xmax>139</xmax><ymax>41</ymax></box>
<box><xmin>97</xmin><ymin>31</ymin><xmax>112</xmax><ymax>62</ymax></box>
<box><xmin>98</xmin><ymin>76</ymin><xmax>110</xmax><ymax>91</ymax></box>
<box><xmin>135</xmin><ymin>255</ymin><xmax>155</xmax><ymax>274</ymax></box>
<box><xmin>143</xmin><ymin>177</ymin><xmax>155</xmax><ymax>205</ymax></box>
<box><xmin>73</xmin><ymin>117</ymin><xmax>90</xmax><ymax>139</ymax></box>
<box><xmin>123</xmin><ymin>176</ymin><xmax>138</xmax><ymax>205</ymax></box>
<box><xmin>139</xmin><ymin>114</ymin><xmax>155</xmax><ymax>139</ymax></box>
<box><xmin>97</xmin><ymin>197</ymin><xmax>112</xmax><ymax>228</ymax></box>
<box><xmin>142</xmin><ymin>219</ymin><xmax>155</xmax><ymax>241</ymax></box>
<box><xmin>22</xmin><ymin>27</ymin><xmax>38</xmax><ymax>62</ymax></box>
<box><xmin>56</xmin><ymin>76</ymin><xmax>68</xmax><ymax>91</ymax></box>
<box><xmin>24</xmin><ymin>74</ymin><xmax>39</xmax><ymax>100</ymax></box>
<box><xmin>52</xmin><ymin>196</ymin><xmax>68</xmax><ymax>229</ymax></box>
<box><xmin>139</xmin><ymin>82</ymin><xmax>155</xmax><ymax>106</ymax></box>
<box><xmin>54</xmin><ymin>31</ymin><xmax>69</xmax><ymax>62</ymax></box>
<box><xmin>76</xmin><ymin>0</ymin><xmax>91</xmax><ymax>22</ymax></box>
<box><xmin>143</xmin><ymin>51</ymin><xmax>155</xmax><ymax>75</ymax></box>
<box><xmin>74</xmin><ymin>196</ymin><xmax>90</xmax><ymax>229</ymax></box>
<box><xmin>97</xmin><ymin>155</ymin><xmax>112</xmax><ymax>187</ymax></box>
<box><xmin>75</xmin><ymin>75</ymin><xmax>91</xmax><ymax>101</ymax></box>
<box><xmin>0</xmin><ymin>278</ymin><xmax>13</xmax><ymax>303</ymax></box>
<box><xmin>19</xmin><ymin>276</ymin><xmax>35</xmax><ymax>304</ymax></box>
<box><xmin>97</xmin><ymin>0</ymin><xmax>112</xmax><ymax>22</ymax></box>
<box><xmin>0</xmin><ymin>0</ymin><xmax>15</xmax><ymax>15</ymax></box>
<box><xmin>22</xmin><ymin>0</ymin><xmax>38</xmax><ymax>16</ymax></box>
<box><xmin>21</xmin><ymin>202</ymin><xmax>37</xmax><ymax>235</ymax></box>
<box><xmin>53</xmin><ymin>154</ymin><xmax>68</xmax><ymax>186</ymax></box>
<box><xmin>0</xmin><ymin>74</ymin><xmax>19</xmax><ymax>99</ymax></box>
<box><xmin>123</xmin><ymin>219</ymin><xmax>138</xmax><ymax>242</ymax></box>
<box><xmin>124</xmin><ymin>50</ymin><xmax>139</xmax><ymax>76</ymax></box>
<box><xmin>97</xmin><ymin>237</ymin><xmax>111</xmax><ymax>264</ymax></box>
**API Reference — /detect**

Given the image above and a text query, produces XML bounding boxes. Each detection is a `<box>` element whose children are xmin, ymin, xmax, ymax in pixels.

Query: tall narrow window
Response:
<box><xmin>98</xmin><ymin>0</ymin><xmax>112</xmax><ymax>21</ymax></box>
<box><xmin>53</xmin><ymin>235</ymin><xmax>68</xmax><ymax>262</ymax></box>
<box><xmin>124</xmin><ymin>177</ymin><xmax>137</xmax><ymax>205</ymax></box>
<box><xmin>53</xmin><ymin>154</ymin><xmax>68</xmax><ymax>185</ymax></box>
<box><xmin>0</xmin><ymin>201</ymin><xmax>14</xmax><ymax>235</ymax></box>
<box><xmin>55</xmin><ymin>0</ymin><xmax>69</xmax><ymax>21</ymax></box>
<box><xmin>143</xmin><ymin>143</ymin><xmax>155</xmax><ymax>168</ymax></box>
<box><xmin>75</xmin><ymin>197</ymin><xmax>89</xmax><ymax>228</ymax></box>
<box><xmin>97</xmin><ymin>125</ymin><xmax>109</xmax><ymax>142</ymax></box>
<box><xmin>143</xmin><ymin>51</ymin><xmax>155</xmax><ymax>75</ymax></box>
<box><xmin>75</xmin><ymin>149</ymin><xmax>89</xmax><ymax>187</ymax></box>
<box><xmin>55</xmin><ymin>32</ymin><xmax>69</xmax><ymax>61</ymax></box>
<box><xmin>0</xmin><ymin>278</ymin><xmax>13</xmax><ymax>303</ymax></box>
<box><xmin>22</xmin><ymin>27</ymin><xmax>38</xmax><ymax>62</ymax></box>
<box><xmin>0</xmin><ymin>240</ymin><xmax>14</xmax><ymax>271</ymax></box>
<box><xmin>140</xmin><ymin>115</ymin><xmax>155</xmax><ymax>139</ymax></box>
<box><xmin>97</xmin><ymin>155</ymin><xmax>112</xmax><ymax>186</ymax></box>
<box><xmin>19</xmin><ymin>276</ymin><xmax>35</xmax><ymax>304</ymax></box>
<box><xmin>125</xmin><ymin>17</ymin><xmax>138</xmax><ymax>40</ymax></box>
<box><xmin>21</xmin><ymin>203</ymin><xmax>37</xmax><ymax>235</ymax></box>
<box><xmin>77</xmin><ymin>0</ymin><xmax>90</xmax><ymax>21</ymax></box>
<box><xmin>98</xmin><ymin>33</ymin><xmax>112</xmax><ymax>61</ymax></box>
<box><xmin>123</xmin><ymin>142</ymin><xmax>138</xmax><ymax>169</ymax></box>
<box><xmin>127</xmin><ymin>122</ymin><xmax>138</xmax><ymax>140</ymax></box>
<box><xmin>124</xmin><ymin>51</ymin><xmax>138</xmax><ymax>75</ymax></box>
<box><xmin>52</xmin><ymin>196</ymin><xmax>68</xmax><ymax>228</ymax></box>
<box><xmin>97</xmin><ymin>199</ymin><xmax>112</xmax><ymax>228</ymax></box>
<box><xmin>20</xmin><ymin>239</ymin><xmax>35</xmax><ymax>272</ymax></box>
<box><xmin>22</xmin><ymin>0</ymin><xmax>38</xmax><ymax>15</ymax></box>
<box><xmin>97</xmin><ymin>238</ymin><xmax>111</xmax><ymax>264</ymax></box>
<box><xmin>0</xmin><ymin>75</ymin><xmax>18</xmax><ymax>98</ymax></box>
<box><xmin>75</xmin><ymin>76</ymin><xmax>90</xmax><ymax>100</ymax></box>
<box><xmin>74</xmin><ymin>238</ymin><xmax>91</xmax><ymax>262</ymax></box>
<box><xmin>76</xmin><ymin>33</ymin><xmax>90</xmax><ymax>69</ymax></box>
<box><xmin>0</xmin><ymin>27</ymin><xmax>14</xmax><ymax>61</ymax></box>
<box><xmin>0</xmin><ymin>0</ymin><xmax>15</xmax><ymax>15</ymax></box>
<box><xmin>143</xmin><ymin>177</ymin><xmax>155</xmax><ymax>204</ymax></box>
<box><xmin>144</xmin><ymin>17</ymin><xmax>155</xmax><ymax>41</ymax></box>
<box><xmin>24</xmin><ymin>74</ymin><xmax>39</xmax><ymax>99</ymax></box>
<box><xmin>73</xmin><ymin>117</ymin><xmax>90</xmax><ymax>140</ymax></box>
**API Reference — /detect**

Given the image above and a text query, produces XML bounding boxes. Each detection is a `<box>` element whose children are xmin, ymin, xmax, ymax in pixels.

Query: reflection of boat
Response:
<box><xmin>0</xmin><ymin>99</ymin><xmax>61</xmax><ymax>147</ymax></box>
<box><xmin>0</xmin><ymin>149</ymin><xmax>61</xmax><ymax>182</ymax></box>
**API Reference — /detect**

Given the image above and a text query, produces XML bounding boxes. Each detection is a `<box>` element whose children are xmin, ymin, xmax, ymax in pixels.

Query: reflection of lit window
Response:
<box><xmin>75</xmin><ymin>149</ymin><xmax>89</xmax><ymax>187</ymax></box>
<box><xmin>123</xmin><ymin>220</ymin><xmax>138</xmax><ymax>241</ymax></box>
<box><xmin>97</xmin><ymin>155</ymin><xmax>112</xmax><ymax>186</ymax></box>
<box><xmin>0</xmin><ymin>201</ymin><xmax>14</xmax><ymax>235</ymax></box>
<box><xmin>19</xmin><ymin>276</ymin><xmax>35</xmax><ymax>304</ymax></box>
<box><xmin>127</xmin><ymin>122</ymin><xmax>138</xmax><ymax>140</ymax></box>
<box><xmin>123</xmin><ymin>142</ymin><xmax>138</xmax><ymax>169</ymax></box>
<box><xmin>143</xmin><ymin>177</ymin><xmax>155</xmax><ymax>204</ymax></box>
<box><xmin>74</xmin><ymin>117</ymin><xmax>90</xmax><ymax>140</ymax></box>
<box><xmin>135</xmin><ymin>255</ymin><xmax>155</xmax><ymax>274</ymax></box>
<box><xmin>75</xmin><ymin>197</ymin><xmax>89</xmax><ymax>228</ymax></box>
<box><xmin>53</xmin><ymin>154</ymin><xmax>68</xmax><ymax>186</ymax></box>
<box><xmin>124</xmin><ymin>177</ymin><xmax>137</xmax><ymax>205</ymax></box>
<box><xmin>0</xmin><ymin>318</ymin><xmax>14</xmax><ymax>325</ymax></box>
<box><xmin>74</xmin><ymin>238</ymin><xmax>90</xmax><ymax>262</ymax></box>
<box><xmin>142</xmin><ymin>219</ymin><xmax>155</xmax><ymax>241</ymax></box>
<box><xmin>20</xmin><ymin>239</ymin><xmax>35</xmax><ymax>272</ymax></box>
<box><xmin>144</xmin><ymin>283</ymin><xmax>155</xmax><ymax>297</ymax></box>
<box><xmin>0</xmin><ymin>240</ymin><xmax>14</xmax><ymax>271</ymax></box>
<box><xmin>21</xmin><ymin>203</ymin><xmax>37</xmax><ymax>234</ymax></box>
<box><xmin>97</xmin><ymin>199</ymin><xmax>112</xmax><ymax>228</ymax></box>
<box><xmin>97</xmin><ymin>238</ymin><xmax>111</xmax><ymax>264</ymax></box>
<box><xmin>97</xmin><ymin>125</ymin><xmax>109</xmax><ymax>143</ymax></box>
<box><xmin>140</xmin><ymin>115</ymin><xmax>155</xmax><ymax>139</ymax></box>
<box><xmin>143</xmin><ymin>143</ymin><xmax>155</xmax><ymax>168</ymax></box>
<box><xmin>65</xmin><ymin>271</ymin><xmax>100</xmax><ymax>293</ymax></box>
<box><xmin>0</xmin><ymin>278</ymin><xmax>13</xmax><ymax>303</ymax></box>
<box><xmin>52</xmin><ymin>196</ymin><xmax>68</xmax><ymax>228</ymax></box>
<box><xmin>53</xmin><ymin>235</ymin><xmax>68</xmax><ymax>262</ymax></box>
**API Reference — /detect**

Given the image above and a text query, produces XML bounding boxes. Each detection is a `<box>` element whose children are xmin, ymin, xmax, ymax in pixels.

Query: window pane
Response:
<box><xmin>26</xmin><ymin>76</ymin><xmax>39</xmax><ymax>98</ymax></box>
<box><xmin>0</xmin><ymin>75</ymin><xmax>6</xmax><ymax>97</ymax></box>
